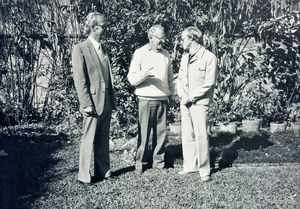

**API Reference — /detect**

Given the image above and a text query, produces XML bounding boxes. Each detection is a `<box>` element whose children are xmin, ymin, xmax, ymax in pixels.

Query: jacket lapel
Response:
<box><xmin>84</xmin><ymin>39</ymin><xmax>115</xmax><ymax>89</ymax></box>
<box><xmin>190</xmin><ymin>46</ymin><xmax>205</xmax><ymax>64</ymax></box>
<box><xmin>86</xmin><ymin>39</ymin><xmax>104</xmax><ymax>78</ymax></box>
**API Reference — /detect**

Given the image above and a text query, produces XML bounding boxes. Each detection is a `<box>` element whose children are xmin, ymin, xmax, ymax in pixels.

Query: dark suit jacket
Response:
<box><xmin>72</xmin><ymin>39</ymin><xmax>116</xmax><ymax>115</ymax></box>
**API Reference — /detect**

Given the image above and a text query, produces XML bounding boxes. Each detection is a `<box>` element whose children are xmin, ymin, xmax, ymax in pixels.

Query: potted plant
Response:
<box><xmin>216</xmin><ymin>100</ymin><xmax>238</xmax><ymax>134</ymax></box>
<box><xmin>265</xmin><ymin>90</ymin><xmax>288</xmax><ymax>133</ymax></box>
<box><xmin>287</xmin><ymin>103</ymin><xmax>300</xmax><ymax>137</ymax></box>
<box><xmin>237</xmin><ymin>84</ymin><xmax>267</xmax><ymax>132</ymax></box>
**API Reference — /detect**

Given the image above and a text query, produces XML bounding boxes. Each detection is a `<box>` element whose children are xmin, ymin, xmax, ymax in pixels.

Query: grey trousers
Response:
<box><xmin>78</xmin><ymin>109</ymin><xmax>112</xmax><ymax>183</ymax></box>
<box><xmin>135</xmin><ymin>99</ymin><xmax>168</xmax><ymax>170</ymax></box>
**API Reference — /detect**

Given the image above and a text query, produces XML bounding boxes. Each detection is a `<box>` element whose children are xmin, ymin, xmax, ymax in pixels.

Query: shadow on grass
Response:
<box><xmin>210</xmin><ymin>131</ymin><xmax>273</xmax><ymax>172</ymax></box>
<box><xmin>165</xmin><ymin>131</ymin><xmax>274</xmax><ymax>173</ymax></box>
<box><xmin>0</xmin><ymin>130</ymin><xmax>68</xmax><ymax>209</ymax></box>
<box><xmin>165</xmin><ymin>143</ymin><xmax>182</xmax><ymax>168</ymax></box>
<box><xmin>112</xmin><ymin>166</ymin><xmax>135</xmax><ymax>177</ymax></box>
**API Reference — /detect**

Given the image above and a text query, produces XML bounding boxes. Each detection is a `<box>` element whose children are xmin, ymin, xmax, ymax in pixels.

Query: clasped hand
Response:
<box><xmin>83</xmin><ymin>106</ymin><xmax>96</xmax><ymax>117</ymax></box>
<box><xmin>144</xmin><ymin>67</ymin><xmax>154</xmax><ymax>77</ymax></box>
<box><xmin>181</xmin><ymin>96</ymin><xmax>202</xmax><ymax>108</ymax></box>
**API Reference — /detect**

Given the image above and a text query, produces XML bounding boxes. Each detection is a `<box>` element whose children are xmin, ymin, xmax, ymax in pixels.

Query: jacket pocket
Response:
<box><xmin>198</xmin><ymin>62</ymin><xmax>206</xmax><ymax>71</ymax></box>
<box><xmin>197</xmin><ymin>63</ymin><xmax>207</xmax><ymax>77</ymax></box>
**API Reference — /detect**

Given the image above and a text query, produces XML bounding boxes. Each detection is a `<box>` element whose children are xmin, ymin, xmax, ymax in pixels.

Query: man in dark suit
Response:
<box><xmin>72</xmin><ymin>12</ymin><xmax>116</xmax><ymax>184</ymax></box>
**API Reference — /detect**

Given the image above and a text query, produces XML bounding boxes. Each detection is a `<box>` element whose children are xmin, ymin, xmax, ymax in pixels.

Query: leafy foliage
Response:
<box><xmin>287</xmin><ymin>102</ymin><xmax>300</xmax><ymax>122</ymax></box>
<box><xmin>237</xmin><ymin>83</ymin><xmax>270</xmax><ymax>120</ymax></box>
<box><xmin>264</xmin><ymin>90</ymin><xmax>288</xmax><ymax>123</ymax></box>
<box><xmin>0</xmin><ymin>0</ymin><xmax>80</xmax><ymax>127</ymax></box>
<box><xmin>257</xmin><ymin>6</ymin><xmax>300</xmax><ymax>124</ymax></box>
<box><xmin>0</xmin><ymin>0</ymin><xmax>299</xmax><ymax>136</ymax></box>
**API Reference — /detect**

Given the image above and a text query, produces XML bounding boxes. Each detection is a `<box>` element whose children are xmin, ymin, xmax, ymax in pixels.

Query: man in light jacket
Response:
<box><xmin>127</xmin><ymin>25</ymin><xmax>175</xmax><ymax>174</ymax></box>
<box><xmin>177</xmin><ymin>26</ymin><xmax>217</xmax><ymax>182</ymax></box>
<box><xmin>72</xmin><ymin>12</ymin><xmax>116</xmax><ymax>184</ymax></box>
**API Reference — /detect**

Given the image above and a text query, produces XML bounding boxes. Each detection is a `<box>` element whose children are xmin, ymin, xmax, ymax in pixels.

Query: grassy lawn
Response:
<box><xmin>0</xmin><ymin>125</ymin><xmax>299</xmax><ymax>208</ymax></box>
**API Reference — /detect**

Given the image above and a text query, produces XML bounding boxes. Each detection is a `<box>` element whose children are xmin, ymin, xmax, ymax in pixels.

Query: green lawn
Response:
<box><xmin>0</xmin><ymin>126</ymin><xmax>299</xmax><ymax>208</ymax></box>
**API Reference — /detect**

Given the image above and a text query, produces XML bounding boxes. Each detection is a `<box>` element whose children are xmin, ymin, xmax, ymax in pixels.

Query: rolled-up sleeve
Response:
<box><xmin>168</xmin><ymin>59</ymin><xmax>175</xmax><ymax>95</ymax></box>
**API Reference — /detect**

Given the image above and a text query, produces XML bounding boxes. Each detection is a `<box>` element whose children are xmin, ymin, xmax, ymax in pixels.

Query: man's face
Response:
<box><xmin>93</xmin><ymin>16</ymin><xmax>106</xmax><ymax>41</ymax></box>
<box><xmin>181</xmin><ymin>32</ymin><xmax>191</xmax><ymax>51</ymax></box>
<box><xmin>150</xmin><ymin>29</ymin><xmax>165</xmax><ymax>51</ymax></box>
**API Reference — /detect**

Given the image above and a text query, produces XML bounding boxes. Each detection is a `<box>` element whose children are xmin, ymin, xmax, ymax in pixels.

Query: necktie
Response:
<box><xmin>98</xmin><ymin>44</ymin><xmax>104</xmax><ymax>56</ymax></box>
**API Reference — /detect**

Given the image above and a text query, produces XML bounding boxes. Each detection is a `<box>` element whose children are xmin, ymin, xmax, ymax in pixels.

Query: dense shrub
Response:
<box><xmin>1</xmin><ymin>0</ymin><xmax>298</xmax><ymax>137</ymax></box>
<box><xmin>259</xmin><ymin>11</ymin><xmax>299</xmax><ymax>112</ymax></box>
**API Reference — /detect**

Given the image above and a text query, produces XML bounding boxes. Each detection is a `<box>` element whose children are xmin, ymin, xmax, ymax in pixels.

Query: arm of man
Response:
<box><xmin>167</xmin><ymin>58</ymin><xmax>176</xmax><ymax>107</ymax></box>
<box><xmin>168</xmin><ymin>56</ymin><xmax>175</xmax><ymax>94</ymax></box>
<box><xmin>72</xmin><ymin>45</ymin><xmax>94</xmax><ymax>113</ymax></box>
<box><xmin>192</xmin><ymin>54</ymin><xmax>217</xmax><ymax>103</ymax></box>
<box><xmin>127</xmin><ymin>50</ymin><xmax>153</xmax><ymax>86</ymax></box>
<box><xmin>176</xmin><ymin>55</ymin><xmax>190</xmax><ymax>105</ymax></box>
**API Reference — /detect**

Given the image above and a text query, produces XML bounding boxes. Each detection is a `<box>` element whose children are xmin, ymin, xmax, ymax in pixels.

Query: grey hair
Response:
<box><xmin>182</xmin><ymin>26</ymin><xmax>203</xmax><ymax>44</ymax></box>
<box><xmin>84</xmin><ymin>12</ymin><xmax>105</xmax><ymax>35</ymax></box>
<box><xmin>147</xmin><ymin>25</ymin><xmax>165</xmax><ymax>39</ymax></box>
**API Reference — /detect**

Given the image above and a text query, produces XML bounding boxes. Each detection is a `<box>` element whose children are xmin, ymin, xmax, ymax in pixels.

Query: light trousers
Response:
<box><xmin>135</xmin><ymin>99</ymin><xmax>168</xmax><ymax>170</ymax></box>
<box><xmin>78</xmin><ymin>110</ymin><xmax>112</xmax><ymax>183</ymax></box>
<box><xmin>180</xmin><ymin>104</ymin><xmax>210</xmax><ymax>177</ymax></box>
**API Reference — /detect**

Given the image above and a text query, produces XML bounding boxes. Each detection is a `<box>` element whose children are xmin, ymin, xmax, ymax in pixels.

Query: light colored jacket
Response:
<box><xmin>177</xmin><ymin>46</ymin><xmax>217</xmax><ymax>105</ymax></box>
<box><xmin>72</xmin><ymin>39</ymin><xmax>116</xmax><ymax>115</ymax></box>
<box><xmin>127</xmin><ymin>44</ymin><xmax>174</xmax><ymax>100</ymax></box>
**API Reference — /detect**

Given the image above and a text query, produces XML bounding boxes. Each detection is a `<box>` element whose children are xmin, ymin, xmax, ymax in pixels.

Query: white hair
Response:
<box><xmin>83</xmin><ymin>12</ymin><xmax>105</xmax><ymax>35</ymax></box>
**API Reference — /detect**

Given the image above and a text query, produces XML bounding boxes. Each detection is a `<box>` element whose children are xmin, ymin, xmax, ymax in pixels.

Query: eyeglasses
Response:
<box><xmin>151</xmin><ymin>34</ymin><xmax>165</xmax><ymax>44</ymax></box>
<box><xmin>94</xmin><ymin>24</ymin><xmax>106</xmax><ymax>29</ymax></box>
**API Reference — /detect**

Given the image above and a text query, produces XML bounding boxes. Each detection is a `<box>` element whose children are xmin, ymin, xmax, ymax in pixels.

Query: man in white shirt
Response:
<box><xmin>177</xmin><ymin>26</ymin><xmax>217</xmax><ymax>182</ymax></box>
<box><xmin>72</xmin><ymin>12</ymin><xmax>116</xmax><ymax>184</ymax></box>
<box><xmin>127</xmin><ymin>25</ymin><xmax>175</xmax><ymax>174</ymax></box>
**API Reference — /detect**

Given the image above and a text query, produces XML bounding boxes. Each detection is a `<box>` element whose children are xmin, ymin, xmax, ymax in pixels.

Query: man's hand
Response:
<box><xmin>83</xmin><ymin>106</ymin><xmax>96</xmax><ymax>117</ymax></box>
<box><xmin>191</xmin><ymin>96</ymin><xmax>202</xmax><ymax>104</ymax></box>
<box><xmin>144</xmin><ymin>67</ymin><xmax>154</xmax><ymax>77</ymax></box>
<box><xmin>180</xmin><ymin>96</ymin><xmax>192</xmax><ymax>108</ymax></box>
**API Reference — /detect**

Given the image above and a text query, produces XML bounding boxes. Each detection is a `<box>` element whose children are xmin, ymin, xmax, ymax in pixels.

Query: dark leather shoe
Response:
<box><xmin>103</xmin><ymin>170</ymin><xmax>112</xmax><ymax>179</ymax></box>
<box><xmin>91</xmin><ymin>176</ymin><xmax>103</xmax><ymax>183</ymax></box>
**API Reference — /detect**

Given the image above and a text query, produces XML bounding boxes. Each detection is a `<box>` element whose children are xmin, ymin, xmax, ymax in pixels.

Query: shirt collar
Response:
<box><xmin>88</xmin><ymin>36</ymin><xmax>100</xmax><ymax>50</ymax></box>
<box><xmin>146</xmin><ymin>44</ymin><xmax>163</xmax><ymax>52</ymax></box>
<box><xmin>189</xmin><ymin>45</ymin><xmax>201</xmax><ymax>57</ymax></box>
<box><xmin>188</xmin><ymin>45</ymin><xmax>205</xmax><ymax>63</ymax></box>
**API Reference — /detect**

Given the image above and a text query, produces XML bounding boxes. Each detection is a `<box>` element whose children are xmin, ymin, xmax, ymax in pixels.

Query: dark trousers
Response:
<box><xmin>135</xmin><ymin>99</ymin><xmax>168</xmax><ymax>170</ymax></box>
